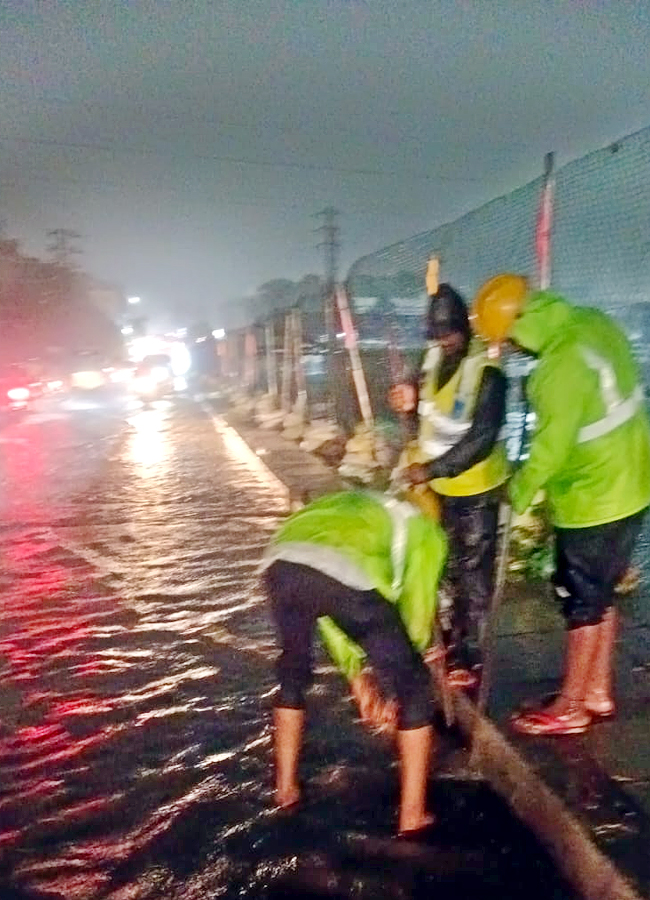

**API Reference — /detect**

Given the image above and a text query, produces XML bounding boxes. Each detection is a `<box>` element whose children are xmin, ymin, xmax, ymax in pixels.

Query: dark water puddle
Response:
<box><xmin>221</xmin><ymin>781</ymin><xmax>580</xmax><ymax>900</ymax></box>
<box><xmin>0</xmin><ymin>401</ymin><xmax>585</xmax><ymax>899</ymax></box>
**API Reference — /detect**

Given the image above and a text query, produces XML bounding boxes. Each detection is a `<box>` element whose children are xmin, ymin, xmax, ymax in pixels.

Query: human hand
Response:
<box><xmin>350</xmin><ymin>673</ymin><xmax>398</xmax><ymax>734</ymax></box>
<box><xmin>404</xmin><ymin>463</ymin><xmax>430</xmax><ymax>485</ymax></box>
<box><xmin>388</xmin><ymin>384</ymin><xmax>417</xmax><ymax>414</ymax></box>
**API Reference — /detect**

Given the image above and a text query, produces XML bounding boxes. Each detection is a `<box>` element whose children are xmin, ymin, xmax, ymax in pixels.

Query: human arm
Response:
<box><xmin>318</xmin><ymin>617</ymin><xmax>397</xmax><ymax>731</ymax></box>
<box><xmin>509</xmin><ymin>355</ymin><xmax>584</xmax><ymax>513</ymax></box>
<box><xmin>317</xmin><ymin>615</ymin><xmax>366</xmax><ymax>681</ymax></box>
<box><xmin>397</xmin><ymin>517</ymin><xmax>447</xmax><ymax>651</ymax></box>
<box><xmin>404</xmin><ymin>367</ymin><xmax>506</xmax><ymax>483</ymax></box>
<box><xmin>350</xmin><ymin>672</ymin><xmax>398</xmax><ymax>732</ymax></box>
<box><xmin>388</xmin><ymin>353</ymin><xmax>426</xmax><ymax>414</ymax></box>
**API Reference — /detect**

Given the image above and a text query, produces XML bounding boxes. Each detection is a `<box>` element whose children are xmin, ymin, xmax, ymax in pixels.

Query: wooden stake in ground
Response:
<box><xmin>335</xmin><ymin>286</ymin><xmax>374</xmax><ymax>436</ymax></box>
<box><xmin>292</xmin><ymin>307</ymin><xmax>308</xmax><ymax>421</ymax></box>
<box><xmin>470</xmin><ymin>152</ymin><xmax>556</xmax><ymax>770</ymax></box>
<box><xmin>265</xmin><ymin>319</ymin><xmax>278</xmax><ymax>402</ymax></box>
<box><xmin>280</xmin><ymin>312</ymin><xmax>293</xmax><ymax>414</ymax></box>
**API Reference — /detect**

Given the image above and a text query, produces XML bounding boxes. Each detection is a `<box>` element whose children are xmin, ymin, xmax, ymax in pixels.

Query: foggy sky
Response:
<box><xmin>2</xmin><ymin>0</ymin><xmax>650</xmax><ymax>329</ymax></box>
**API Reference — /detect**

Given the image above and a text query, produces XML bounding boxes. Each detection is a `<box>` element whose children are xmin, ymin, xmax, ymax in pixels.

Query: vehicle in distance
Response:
<box><xmin>0</xmin><ymin>364</ymin><xmax>33</xmax><ymax>413</ymax></box>
<box><xmin>131</xmin><ymin>354</ymin><xmax>175</xmax><ymax>401</ymax></box>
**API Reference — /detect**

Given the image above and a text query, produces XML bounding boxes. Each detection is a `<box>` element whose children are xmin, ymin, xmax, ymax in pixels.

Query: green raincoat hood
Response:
<box><xmin>510</xmin><ymin>291</ymin><xmax>573</xmax><ymax>354</ymax></box>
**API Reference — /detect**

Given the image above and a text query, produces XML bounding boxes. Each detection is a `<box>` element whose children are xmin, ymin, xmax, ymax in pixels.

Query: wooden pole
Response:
<box><xmin>335</xmin><ymin>286</ymin><xmax>374</xmax><ymax>435</ymax></box>
<box><xmin>471</xmin><ymin>152</ymin><xmax>557</xmax><ymax>768</ymax></box>
<box><xmin>244</xmin><ymin>328</ymin><xmax>257</xmax><ymax>392</ymax></box>
<box><xmin>292</xmin><ymin>307</ymin><xmax>308</xmax><ymax>419</ymax></box>
<box><xmin>280</xmin><ymin>312</ymin><xmax>293</xmax><ymax>413</ymax></box>
<box><xmin>265</xmin><ymin>318</ymin><xmax>278</xmax><ymax>401</ymax></box>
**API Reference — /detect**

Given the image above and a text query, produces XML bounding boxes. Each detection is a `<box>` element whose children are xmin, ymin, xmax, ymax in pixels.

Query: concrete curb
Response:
<box><xmin>451</xmin><ymin>692</ymin><xmax>642</xmax><ymax>900</ymax></box>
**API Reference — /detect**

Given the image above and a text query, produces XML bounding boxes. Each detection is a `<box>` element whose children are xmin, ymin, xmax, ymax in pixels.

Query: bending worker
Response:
<box><xmin>392</xmin><ymin>283</ymin><xmax>508</xmax><ymax>687</ymax></box>
<box><xmin>472</xmin><ymin>274</ymin><xmax>650</xmax><ymax>735</ymax></box>
<box><xmin>261</xmin><ymin>489</ymin><xmax>446</xmax><ymax>835</ymax></box>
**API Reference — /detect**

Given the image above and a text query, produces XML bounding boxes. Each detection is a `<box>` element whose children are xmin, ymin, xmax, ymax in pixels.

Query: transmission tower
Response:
<box><xmin>315</xmin><ymin>207</ymin><xmax>340</xmax><ymax>294</ymax></box>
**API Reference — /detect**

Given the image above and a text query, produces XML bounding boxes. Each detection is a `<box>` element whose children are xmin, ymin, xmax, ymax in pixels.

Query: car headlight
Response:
<box><xmin>7</xmin><ymin>387</ymin><xmax>30</xmax><ymax>402</ymax></box>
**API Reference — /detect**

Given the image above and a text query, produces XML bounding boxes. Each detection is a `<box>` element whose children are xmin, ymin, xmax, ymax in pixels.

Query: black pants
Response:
<box><xmin>554</xmin><ymin>508</ymin><xmax>647</xmax><ymax>628</ymax></box>
<box><xmin>439</xmin><ymin>490</ymin><xmax>501</xmax><ymax>670</ymax></box>
<box><xmin>264</xmin><ymin>560</ymin><xmax>432</xmax><ymax>730</ymax></box>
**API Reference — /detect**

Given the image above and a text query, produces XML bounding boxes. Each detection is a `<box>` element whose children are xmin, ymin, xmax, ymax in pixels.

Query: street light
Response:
<box><xmin>128</xmin><ymin>295</ymin><xmax>141</xmax><ymax>305</ymax></box>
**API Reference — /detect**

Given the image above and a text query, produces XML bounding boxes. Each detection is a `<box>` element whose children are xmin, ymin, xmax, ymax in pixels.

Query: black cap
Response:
<box><xmin>425</xmin><ymin>283</ymin><xmax>470</xmax><ymax>341</ymax></box>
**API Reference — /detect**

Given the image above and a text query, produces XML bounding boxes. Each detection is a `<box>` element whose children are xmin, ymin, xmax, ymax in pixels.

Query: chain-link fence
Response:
<box><xmin>346</xmin><ymin>124</ymin><xmax>650</xmax><ymax>373</ymax></box>
<box><xmin>220</xmin><ymin>124</ymin><xmax>650</xmax><ymax>430</ymax></box>
<box><xmin>343</xmin><ymin>122</ymin><xmax>650</xmax><ymax>576</ymax></box>
<box><xmin>347</xmin><ymin>176</ymin><xmax>541</xmax><ymax>349</ymax></box>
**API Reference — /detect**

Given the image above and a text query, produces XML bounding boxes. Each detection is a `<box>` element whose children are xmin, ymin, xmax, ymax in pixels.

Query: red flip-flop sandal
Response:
<box><xmin>511</xmin><ymin>707</ymin><xmax>591</xmax><ymax>736</ymax></box>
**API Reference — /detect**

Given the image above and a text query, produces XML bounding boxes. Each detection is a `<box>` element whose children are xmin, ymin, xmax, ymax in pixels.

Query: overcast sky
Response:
<box><xmin>1</xmin><ymin>0</ymin><xmax>650</xmax><ymax>328</ymax></box>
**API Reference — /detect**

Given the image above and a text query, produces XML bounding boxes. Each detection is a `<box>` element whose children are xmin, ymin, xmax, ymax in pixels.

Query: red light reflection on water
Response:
<box><xmin>0</xmin><ymin>415</ymin><xmax>73</xmax><ymax>521</ymax></box>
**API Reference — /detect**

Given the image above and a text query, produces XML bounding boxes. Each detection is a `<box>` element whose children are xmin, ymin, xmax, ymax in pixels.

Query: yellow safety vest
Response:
<box><xmin>418</xmin><ymin>340</ymin><xmax>508</xmax><ymax>497</ymax></box>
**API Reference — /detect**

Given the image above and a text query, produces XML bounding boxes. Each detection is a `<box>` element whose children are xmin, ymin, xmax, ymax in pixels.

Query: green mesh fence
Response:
<box><xmin>552</xmin><ymin>126</ymin><xmax>650</xmax><ymax>394</ymax></box>
<box><xmin>344</xmin><ymin>122</ymin><xmax>650</xmax><ymax>574</ymax></box>
<box><xmin>553</xmin><ymin>127</ymin><xmax>650</xmax><ymax>311</ymax></box>
<box><xmin>346</xmin><ymin>177</ymin><xmax>541</xmax><ymax>350</ymax></box>
<box><xmin>346</xmin><ymin>124</ymin><xmax>650</xmax><ymax>351</ymax></box>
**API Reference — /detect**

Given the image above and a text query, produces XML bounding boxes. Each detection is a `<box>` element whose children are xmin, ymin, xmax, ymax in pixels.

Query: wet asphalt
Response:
<box><xmin>0</xmin><ymin>391</ymin><xmax>579</xmax><ymax>899</ymax></box>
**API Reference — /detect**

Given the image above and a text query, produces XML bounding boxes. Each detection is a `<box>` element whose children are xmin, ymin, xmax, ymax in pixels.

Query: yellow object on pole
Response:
<box><xmin>425</xmin><ymin>256</ymin><xmax>440</xmax><ymax>296</ymax></box>
<box><xmin>471</xmin><ymin>273</ymin><xmax>529</xmax><ymax>343</ymax></box>
<box><xmin>405</xmin><ymin>484</ymin><xmax>441</xmax><ymax>521</ymax></box>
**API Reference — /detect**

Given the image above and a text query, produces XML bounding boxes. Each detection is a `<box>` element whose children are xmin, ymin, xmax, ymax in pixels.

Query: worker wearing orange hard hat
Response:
<box><xmin>472</xmin><ymin>274</ymin><xmax>650</xmax><ymax>735</ymax></box>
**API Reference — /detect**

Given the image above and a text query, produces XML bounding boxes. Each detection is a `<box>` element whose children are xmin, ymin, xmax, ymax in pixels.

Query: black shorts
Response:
<box><xmin>554</xmin><ymin>508</ymin><xmax>647</xmax><ymax>628</ymax></box>
<box><xmin>263</xmin><ymin>559</ymin><xmax>432</xmax><ymax>730</ymax></box>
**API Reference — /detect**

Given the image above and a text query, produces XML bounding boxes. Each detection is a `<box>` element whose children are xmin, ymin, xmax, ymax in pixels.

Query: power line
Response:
<box><xmin>0</xmin><ymin>171</ymin><xmax>466</xmax><ymax>219</ymax></box>
<box><xmin>0</xmin><ymin>134</ymin><xmax>485</xmax><ymax>183</ymax></box>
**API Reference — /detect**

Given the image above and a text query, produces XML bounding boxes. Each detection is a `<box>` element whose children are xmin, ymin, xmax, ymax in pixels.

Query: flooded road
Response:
<box><xmin>0</xmin><ymin>395</ymin><xmax>577</xmax><ymax>899</ymax></box>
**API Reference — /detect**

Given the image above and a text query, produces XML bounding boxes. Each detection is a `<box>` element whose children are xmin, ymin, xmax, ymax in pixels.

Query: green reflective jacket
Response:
<box><xmin>509</xmin><ymin>291</ymin><xmax>650</xmax><ymax>527</ymax></box>
<box><xmin>264</xmin><ymin>491</ymin><xmax>447</xmax><ymax>681</ymax></box>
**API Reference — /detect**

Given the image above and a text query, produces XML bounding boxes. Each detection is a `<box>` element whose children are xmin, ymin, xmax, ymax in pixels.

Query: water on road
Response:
<box><xmin>0</xmin><ymin>396</ymin><xmax>577</xmax><ymax>899</ymax></box>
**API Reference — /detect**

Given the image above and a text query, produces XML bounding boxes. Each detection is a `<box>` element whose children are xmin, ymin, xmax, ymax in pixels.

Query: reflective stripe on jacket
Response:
<box><xmin>577</xmin><ymin>347</ymin><xmax>644</xmax><ymax>443</ymax></box>
<box><xmin>263</xmin><ymin>491</ymin><xmax>447</xmax><ymax>680</ymax></box>
<box><xmin>509</xmin><ymin>291</ymin><xmax>650</xmax><ymax>527</ymax></box>
<box><xmin>418</xmin><ymin>339</ymin><xmax>508</xmax><ymax>497</ymax></box>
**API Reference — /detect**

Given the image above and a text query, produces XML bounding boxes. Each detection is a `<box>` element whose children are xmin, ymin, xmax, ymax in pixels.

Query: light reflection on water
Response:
<box><xmin>0</xmin><ymin>400</ymin><xmax>578</xmax><ymax>899</ymax></box>
<box><xmin>127</xmin><ymin>405</ymin><xmax>172</xmax><ymax>473</ymax></box>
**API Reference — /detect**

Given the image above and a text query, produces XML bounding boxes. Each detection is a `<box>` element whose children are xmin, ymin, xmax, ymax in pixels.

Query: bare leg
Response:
<box><xmin>273</xmin><ymin>707</ymin><xmax>304</xmax><ymax>807</ymax></box>
<box><xmin>544</xmin><ymin>623</ymin><xmax>600</xmax><ymax>717</ymax></box>
<box><xmin>396</xmin><ymin>725</ymin><xmax>435</xmax><ymax>833</ymax></box>
<box><xmin>585</xmin><ymin>607</ymin><xmax>617</xmax><ymax>711</ymax></box>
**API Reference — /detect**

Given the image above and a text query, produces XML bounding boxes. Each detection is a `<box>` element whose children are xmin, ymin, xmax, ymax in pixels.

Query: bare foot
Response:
<box><xmin>398</xmin><ymin>811</ymin><xmax>435</xmax><ymax>836</ymax></box>
<box><xmin>275</xmin><ymin>785</ymin><xmax>300</xmax><ymax>809</ymax></box>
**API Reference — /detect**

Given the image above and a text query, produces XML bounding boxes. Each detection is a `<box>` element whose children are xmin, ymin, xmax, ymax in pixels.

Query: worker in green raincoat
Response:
<box><xmin>261</xmin><ymin>490</ymin><xmax>447</xmax><ymax>835</ymax></box>
<box><xmin>472</xmin><ymin>275</ymin><xmax>650</xmax><ymax>735</ymax></box>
